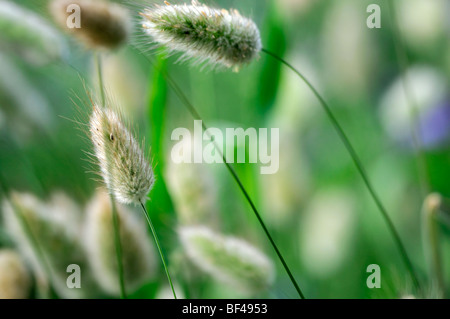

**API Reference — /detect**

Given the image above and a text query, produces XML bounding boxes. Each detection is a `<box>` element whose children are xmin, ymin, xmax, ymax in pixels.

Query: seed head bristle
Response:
<box><xmin>89</xmin><ymin>103</ymin><xmax>155</xmax><ymax>205</ymax></box>
<box><xmin>140</xmin><ymin>0</ymin><xmax>262</xmax><ymax>69</ymax></box>
<box><xmin>50</xmin><ymin>0</ymin><xmax>131</xmax><ymax>50</ymax></box>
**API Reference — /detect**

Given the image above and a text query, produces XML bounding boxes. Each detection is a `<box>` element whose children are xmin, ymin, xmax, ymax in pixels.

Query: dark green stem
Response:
<box><xmin>113</xmin><ymin>46</ymin><xmax>306</xmax><ymax>298</ymax></box>
<box><xmin>163</xmin><ymin>73</ymin><xmax>305</xmax><ymax>299</ymax></box>
<box><xmin>261</xmin><ymin>47</ymin><xmax>420</xmax><ymax>291</ymax></box>
<box><xmin>140</xmin><ymin>202</ymin><xmax>177</xmax><ymax>299</ymax></box>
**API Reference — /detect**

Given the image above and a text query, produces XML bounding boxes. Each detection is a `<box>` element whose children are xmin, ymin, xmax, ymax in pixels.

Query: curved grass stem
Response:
<box><xmin>130</xmin><ymin>46</ymin><xmax>305</xmax><ymax>299</ymax></box>
<box><xmin>163</xmin><ymin>73</ymin><xmax>305</xmax><ymax>299</ymax></box>
<box><xmin>136</xmin><ymin>53</ymin><xmax>305</xmax><ymax>300</ymax></box>
<box><xmin>261</xmin><ymin>47</ymin><xmax>421</xmax><ymax>291</ymax></box>
<box><xmin>139</xmin><ymin>202</ymin><xmax>177</xmax><ymax>299</ymax></box>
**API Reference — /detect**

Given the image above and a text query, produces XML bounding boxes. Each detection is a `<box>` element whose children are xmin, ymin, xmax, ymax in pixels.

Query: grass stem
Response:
<box><xmin>261</xmin><ymin>47</ymin><xmax>421</xmax><ymax>291</ymax></box>
<box><xmin>163</xmin><ymin>73</ymin><xmax>305</xmax><ymax>299</ymax></box>
<box><xmin>139</xmin><ymin>201</ymin><xmax>177</xmax><ymax>299</ymax></box>
<box><xmin>131</xmin><ymin>48</ymin><xmax>306</xmax><ymax>298</ymax></box>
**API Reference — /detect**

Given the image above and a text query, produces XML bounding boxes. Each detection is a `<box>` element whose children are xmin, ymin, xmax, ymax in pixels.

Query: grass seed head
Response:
<box><xmin>179</xmin><ymin>226</ymin><xmax>275</xmax><ymax>295</ymax></box>
<box><xmin>50</xmin><ymin>0</ymin><xmax>131</xmax><ymax>50</ymax></box>
<box><xmin>89</xmin><ymin>104</ymin><xmax>155</xmax><ymax>205</ymax></box>
<box><xmin>140</xmin><ymin>0</ymin><xmax>262</xmax><ymax>69</ymax></box>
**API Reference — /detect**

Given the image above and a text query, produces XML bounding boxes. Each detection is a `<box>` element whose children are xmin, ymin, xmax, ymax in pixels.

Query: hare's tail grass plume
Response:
<box><xmin>140</xmin><ymin>0</ymin><xmax>261</xmax><ymax>69</ymax></box>
<box><xmin>89</xmin><ymin>104</ymin><xmax>155</xmax><ymax>205</ymax></box>
<box><xmin>86</xmin><ymin>93</ymin><xmax>176</xmax><ymax>298</ymax></box>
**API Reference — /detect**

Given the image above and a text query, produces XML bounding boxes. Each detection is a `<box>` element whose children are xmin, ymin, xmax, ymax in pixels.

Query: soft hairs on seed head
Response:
<box><xmin>89</xmin><ymin>105</ymin><xmax>155</xmax><ymax>205</ymax></box>
<box><xmin>141</xmin><ymin>0</ymin><xmax>262</xmax><ymax>69</ymax></box>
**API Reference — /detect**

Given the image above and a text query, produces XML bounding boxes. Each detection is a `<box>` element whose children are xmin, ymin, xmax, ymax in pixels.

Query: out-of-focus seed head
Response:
<box><xmin>89</xmin><ymin>104</ymin><xmax>155</xmax><ymax>205</ymax></box>
<box><xmin>299</xmin><ymin>190</ymin><xmax>356</xmax><ymax>278</ymax></box>
<box><xmin>84</xmin><ymin>190</ymin><xmax>157</xmax><ymax>295</ymax></box>
<box><xmin>2</xmin><ymin>191</ymin><xmax>100</xmax><ymax>298</ymax></box>
<box><xmin>179</xmin><ymin>226</ymin><xmax>275</xmax><ymax>295</ymax></box>
<box><xmin>0</xmin><ymin>250</ymin><xmax>31</xmax><ymax>299</ymax></box>
<box><xmin>50</xmin><ymin>0</ymin><xmax>131</xmax><ymax>50</ymax></box>
<box><xmin>165</xmin><ymin>135</ymin><xmax>218</xmax><ymax>225</ymax></box>
<box><xmin>423</xmin><ymin>193</ymin><xmax>442</xmax><ymax>213</ymax></box>
<box><xmin>140</xmin><ymin>0</ymin><xmax>262</xmax><ymax>69</ymax></box>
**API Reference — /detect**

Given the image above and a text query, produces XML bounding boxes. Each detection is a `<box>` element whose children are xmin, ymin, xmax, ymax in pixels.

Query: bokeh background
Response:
<box><xmin>0</xmin><ymin>0</ymin><xmax>449</xmax><ymax>299</ymax></box>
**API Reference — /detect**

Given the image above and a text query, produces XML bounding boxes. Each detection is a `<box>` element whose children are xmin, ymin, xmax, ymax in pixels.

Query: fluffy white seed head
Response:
<box><xmin>50</xmin><ymin>0</ymin><xmax>131</xmax><ymax>50</ymax></box>
<box><xmin>0</xmin><ymin>250</ymin><xmax>31</xmax><ymax>299</ymax></box>
<box><xmin>141</xmin><ymin>0</ymin><xmax>262</xmax><ymax>69</ymax></box>
<box><xmin>89</xmin><ymin>104</ymin><xmax>155</xmax><ymax>205</ymax></box>
<box><xmin>84</xmin><ymin>189</ymin><xmax>157</xmax><ymax>295</ymax></box>
<box><xmin>179</xmin><ymin>226</ymin><xmax>275</xmax><ymax>295</ymax></box>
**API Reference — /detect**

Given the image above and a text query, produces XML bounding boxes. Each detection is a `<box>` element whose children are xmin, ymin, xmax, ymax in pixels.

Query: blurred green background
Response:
<box><xmin>0</xmin><ymin>0</ymin><xmax>449</xmax><ymax>299</ymax></box>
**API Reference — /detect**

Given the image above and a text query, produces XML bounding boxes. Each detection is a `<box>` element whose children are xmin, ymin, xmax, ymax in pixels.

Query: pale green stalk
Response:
<box><xmin>422</xmin><ymin>194</ymin><xmax>444</xmax><ymax>297</ymax></box>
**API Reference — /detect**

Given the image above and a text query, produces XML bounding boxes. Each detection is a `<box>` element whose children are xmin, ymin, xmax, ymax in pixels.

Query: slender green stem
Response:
<box><xmin>387</xmin><ymin>1</ymin><xmax>430</xmax><ymax>196</ymax></box>
<box><xmin>422</xmin><ymin>194</ymin><xmax>444</xmax><ymax>297</ymax></box>
<box><xmin>164</xmin><ymin>74</ymin><xmax>305</xmax><ymax>299</ymax></box>
<box><xmin>132</xmin><ymin>47</ymin><xmax>306</xmax><ymax>299</ymax></box>
<box><xmin>139</xmin><ymin>202</ymin><xmax>177</xmax><ymax>299</ymax></box>
<box><xmin>95</xmin><ymin>52</ymin><xmax>106</xmax><ymax>106</ymax></box>
<box><xmin>109</xmin><ymin>196</ymin><xmax>127</xmax><ymax>299</ymax></box>
<box><xmin>261</xmin><ymin>48</ymin><xmax>421</xmax><ymax>291</ymax></box>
